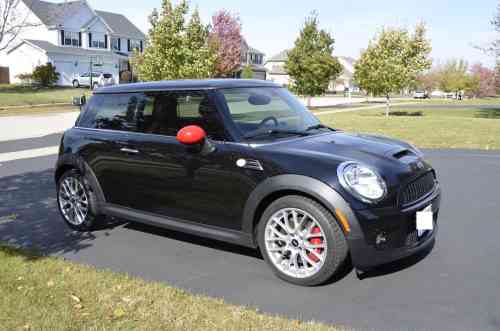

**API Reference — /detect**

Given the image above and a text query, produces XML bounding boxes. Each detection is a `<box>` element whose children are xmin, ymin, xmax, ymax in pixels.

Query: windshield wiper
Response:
<box><xmin>305</xmin><ymin>124</ymin><xmax>335</xmax><ymax>132</ymax></box>
<box><xmin>244</xmin><ymin>128</ymin><xmax>311</xmax><ymax>139</ymax></box>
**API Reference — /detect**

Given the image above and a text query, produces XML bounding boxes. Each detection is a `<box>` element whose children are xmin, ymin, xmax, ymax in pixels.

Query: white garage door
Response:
<box><xmin>54</xmin><ymin>61</ymin><xmax>77</xmax><ymax>87</ymax></box>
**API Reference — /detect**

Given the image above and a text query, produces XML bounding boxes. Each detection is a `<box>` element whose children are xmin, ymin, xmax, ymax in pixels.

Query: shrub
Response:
<box><xmin>120</xmin><ymin>70</ymin><xmax>132</xmax><ymax>83</ymax></box>
<box><xmin>241</xmin><ymin>65</ymin><xmax>253</xmax><ymax>79</ymax></box>
<box><xmin>15</xmin><ymin>73</ymin><xmax>33</xmax><ymax>85</ymax></box>
<box><xmin>32</xmin><ymin>63</ymin><xmax>59</xmax><ymax>87</ymax></box>
<box><xmin>387</xmin><ymin>111</ymin><xmax>424</xmax><ymax>117</ymax></box>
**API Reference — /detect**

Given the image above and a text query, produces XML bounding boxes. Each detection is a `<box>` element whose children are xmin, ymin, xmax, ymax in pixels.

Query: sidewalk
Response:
<box><xmin>0</xmin><ymin>112</ymin><xmax>80</xmax><ymax>142</ymax></box>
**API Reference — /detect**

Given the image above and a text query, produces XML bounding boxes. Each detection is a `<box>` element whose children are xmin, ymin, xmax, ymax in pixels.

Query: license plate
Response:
<box><xmin>416</xmin><ymin>204</ymin><xmax>434</xmax><ymax>235</ymax></box>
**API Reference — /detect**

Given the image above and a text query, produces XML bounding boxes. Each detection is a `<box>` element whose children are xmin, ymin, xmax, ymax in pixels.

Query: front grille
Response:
<box><xmin>400</xmin><ymin>172</ymin><xmax>436</xmax><ymax>206</ymax></box>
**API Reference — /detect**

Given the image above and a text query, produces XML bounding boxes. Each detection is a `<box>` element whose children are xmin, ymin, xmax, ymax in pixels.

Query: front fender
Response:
<box><xmin>55</xmin><ymin>153</ymin><xmax>106</xmax><ymax>207</ymax></box>
<box><xmin>241</xmin><ymin>174</ymin><xmax>363</xmax><ymax>246</ymax></box>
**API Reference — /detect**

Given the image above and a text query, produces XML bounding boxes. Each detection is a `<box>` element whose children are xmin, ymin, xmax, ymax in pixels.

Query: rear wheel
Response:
<box><xmin>57</xmin><ymin>169</ymin><xmax>100</xmax><ymax>231</ymax></box>
<box><xmin>72</xmin><ymin>80</ymin><xmax>80</xmax><ymax>88</ymax></box>
<box><xmin>258</xmin><ymin>196</ymin><xmax>348</xmax><ymax>286</ymax></box>
<box><xmin>92</xmin><ymin>82</ymin><xmax>99</xmax><ymax>90</ymax></box>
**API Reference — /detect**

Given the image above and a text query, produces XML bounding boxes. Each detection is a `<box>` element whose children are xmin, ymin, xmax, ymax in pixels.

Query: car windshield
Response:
<box><xmin>219</xmin><ymin>87</ymin><xmax>324</xmax><ymax>140</ymax></box>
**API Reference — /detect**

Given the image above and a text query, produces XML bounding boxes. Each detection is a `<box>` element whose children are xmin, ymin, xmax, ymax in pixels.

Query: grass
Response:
<box><xmin>0</xmin><ymin>245</ymin><xmax>339</xmax><ymax>331</ymax></box>
<box><xmin>317</xmin><ymin>105</ymin><xmax>500</xmax><ymax>150</ymax></box>
<box><xmin>0</xmin><ymin>85</ymin><xmax>89</xmax><ymax>107</ymax></box>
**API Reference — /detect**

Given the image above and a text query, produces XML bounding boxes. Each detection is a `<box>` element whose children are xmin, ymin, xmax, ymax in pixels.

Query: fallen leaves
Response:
<box><xmin>70</xmin><ymin>294</ymin><xmax>81</xmax><ymax>303</ymax></box>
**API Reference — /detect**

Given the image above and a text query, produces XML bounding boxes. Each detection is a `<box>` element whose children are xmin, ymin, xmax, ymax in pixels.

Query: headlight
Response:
<box><xmin>337</xmin><ymin>162</ymin><xmax>387</xmax><ymax>203</ymax></box>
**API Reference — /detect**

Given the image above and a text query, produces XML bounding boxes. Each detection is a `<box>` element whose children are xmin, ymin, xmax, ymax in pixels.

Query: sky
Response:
<box><xmin>88</xmin><ymin>0</ymin><xmax>498</xmax><ymax>67</ymax></box>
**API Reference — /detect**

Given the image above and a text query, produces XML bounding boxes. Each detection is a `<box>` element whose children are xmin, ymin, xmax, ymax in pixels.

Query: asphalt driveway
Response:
<box><xmin>0</xmin><ymin>149</ymin><xmax>499</xmax><ymax>331</ymax></box>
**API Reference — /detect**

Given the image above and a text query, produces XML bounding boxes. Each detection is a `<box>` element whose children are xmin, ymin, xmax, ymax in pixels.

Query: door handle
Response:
<box><xmin>120</xmin><ymin>147</ymin><xmax>139</xmax><ymax>154</ymax></box>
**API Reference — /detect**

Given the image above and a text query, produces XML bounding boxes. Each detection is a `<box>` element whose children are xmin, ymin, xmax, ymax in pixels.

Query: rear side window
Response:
<box><xmin>78</xmin><ymin>94</ymin><xmax>142</xmax><ymax>132</ymax></box>
<box><xmin>103</xmin><ymin>74</ymin><xmax>112</xmax><ymax>79</ymax></box>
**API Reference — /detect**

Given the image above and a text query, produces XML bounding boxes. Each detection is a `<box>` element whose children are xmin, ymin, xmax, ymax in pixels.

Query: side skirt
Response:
<box><xmin>102</xmin><ymin>204</ymin><xmax>257</xmax><ymax>249</ymax></box>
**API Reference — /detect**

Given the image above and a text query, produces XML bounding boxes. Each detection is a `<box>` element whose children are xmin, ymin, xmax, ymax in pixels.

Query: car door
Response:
<box><xmin>77</xmin><ymin>92</ymin><xmax>146</xmax><ymax>207</ymax></box>
<box><xmin>124</xmin><ymin>90</ymin><xmax>263</xmax><ymax>231</ymax></box>
<box><xmin>79</xmin><ymin>72</ymin><xmax>90</xmax><ymax>86</ymax></box>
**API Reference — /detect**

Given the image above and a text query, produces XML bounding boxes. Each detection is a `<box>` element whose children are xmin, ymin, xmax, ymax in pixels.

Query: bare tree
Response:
<box><xmin>0</xmin><ymin>0</ymin><xmax>39</xmax><ymax>52</ymax></box>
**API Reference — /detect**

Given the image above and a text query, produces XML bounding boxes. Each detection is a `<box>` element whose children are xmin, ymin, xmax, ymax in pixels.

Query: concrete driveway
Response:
<box><xmin>0</xmin><ymin>149</ymin><xmax>499</xmax><ymax>331</ymax></box>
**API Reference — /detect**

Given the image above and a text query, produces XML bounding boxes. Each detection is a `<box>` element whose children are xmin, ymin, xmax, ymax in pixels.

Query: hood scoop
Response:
<box><xmin>392</xmin><ymin>149</ymin><xmax>414</xmax><ymax>159</ymax></box>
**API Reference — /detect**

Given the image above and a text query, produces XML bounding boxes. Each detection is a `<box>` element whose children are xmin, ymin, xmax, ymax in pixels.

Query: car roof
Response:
<box><xmin>95</xmin><ymin>79</ymin><xmax>280</xmax><ymax>94</ymax></box>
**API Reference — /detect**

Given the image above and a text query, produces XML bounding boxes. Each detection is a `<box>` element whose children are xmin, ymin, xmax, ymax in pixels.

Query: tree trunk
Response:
<box><xmin>307</xmin><ymin>96</ymin><xmax>312</xmax><ymax>108</ymax></box>
<box><xmin>385</xmin><ymin>94</ymin><xmax>391</xmax><ymax>117</ymax></box>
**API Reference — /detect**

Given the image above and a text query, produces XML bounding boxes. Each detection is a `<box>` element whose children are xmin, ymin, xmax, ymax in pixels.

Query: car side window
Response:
<box><xmin>78</xmin><ymin>93</ymin><xmax>140</xmax><ymax>132</ymax></box>
<box><xmin>139</xmin><ymin>91</ymin><xmax>226</xmax><ymax>140</ymax></box>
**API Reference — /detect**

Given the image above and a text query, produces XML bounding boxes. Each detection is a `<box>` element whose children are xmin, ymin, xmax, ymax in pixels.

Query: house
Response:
<box><xmin>264</xmin><ymin>50</ymin><xmax>290</xmax><ymax>86</ymax></box>
<box><xmin>0</xmin><ymin>0</ymin><xmax>145</xmax><ymax>86</ymax></box>
<box><xmin>235</xmin><ymin>39</ymin><xmax>266</xmax><ymax>80</ymax></box>
<box><xmin>265</xmin><ymin>50</ymin><xmax>359</xmax><ymax>92</ymax></box>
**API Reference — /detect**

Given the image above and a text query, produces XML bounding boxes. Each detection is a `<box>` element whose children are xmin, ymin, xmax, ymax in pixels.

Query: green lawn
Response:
<box><xmin>317</xmin><ymin>105</ymin><xmax>500</xmax><ymax>150</ymax></box>
<box><xmin>0</xmin><ymin>245</ymin><xmax>338</xmax><ymax>331</ymax></box>
<box><xmin>0</xmin><ymin>85</ymin><xmax>89</xmax><ymax>107</ymax></box>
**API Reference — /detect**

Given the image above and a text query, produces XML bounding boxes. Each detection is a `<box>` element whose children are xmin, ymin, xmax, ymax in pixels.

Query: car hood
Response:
<box><xmin>258</xmin><ymin>131</ymin><xmax>420</xmax><ymax>165</ymax></box>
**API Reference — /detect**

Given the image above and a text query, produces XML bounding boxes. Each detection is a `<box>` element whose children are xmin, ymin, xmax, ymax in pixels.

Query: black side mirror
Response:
<box><xmin>73</xmin><ymin>95</ymin><xmax>86</xmax><ymax>107</ymax></box>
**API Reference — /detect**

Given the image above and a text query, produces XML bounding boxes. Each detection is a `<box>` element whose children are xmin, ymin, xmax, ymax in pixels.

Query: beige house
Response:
<box><xmin>265</xmin><ymin>50</ymin><xmax>358</xmax><ymax>92</ymax></box>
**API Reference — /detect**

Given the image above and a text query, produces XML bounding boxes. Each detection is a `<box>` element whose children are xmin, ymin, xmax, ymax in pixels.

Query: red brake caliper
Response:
<box><xmin>307</xmin><ymin>226</ymin><xmax>323</xmax><ymax>263</ymax></box>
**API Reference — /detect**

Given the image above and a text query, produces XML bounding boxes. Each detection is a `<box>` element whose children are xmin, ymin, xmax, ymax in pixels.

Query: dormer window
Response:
<box><xmin>61</xmin><ymin>31</ymin><xmax>81</xmax><ymax>47</ymax></box>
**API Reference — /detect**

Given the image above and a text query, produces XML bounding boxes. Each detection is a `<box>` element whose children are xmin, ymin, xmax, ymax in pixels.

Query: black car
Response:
<box><xmin>56</xmin><ymin>79</ymin><xmax>441</xmax><ymax>286</ymax></box>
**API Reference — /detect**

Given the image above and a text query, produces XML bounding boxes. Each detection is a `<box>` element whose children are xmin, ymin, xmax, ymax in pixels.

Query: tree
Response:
<box><xmin>132</xmin><ymin>0</ymin><xmax>217</xmax><ymax>81</ymax></box>
<box><xmin>354</xmin><ymin>24</ymin><xmax>432</xmax><ymax>116</ymax></box>
<box><xmin>32</xmin><ymin>63</ymin><xmax>59</xmax><ymax>87</ymax></box>
<box><xmin>286</xmin><ymin>13</ymin><xmax>342</xmax><ymax>106</ymax></box>
<box><xmin>435</xmin><ymin>59</ymin><xmax>469</xmax><ymax>93</ymax></box>
<box><xmin>468</xmin><ymin>63</ymin><xmax>496</xmax><ymax>97</ymax></box>
<box><xmin>241</xmin><ymin>65</ymin><xmax>253</xmax><ymax>79</ymax></box>
<box><xmin>0</xmin><ymin>0</ymin><xmax>41</xmax><ymax>51</ymax></box>
<box><xmin>209</xmin><ymin>10</ymin><xmax>242</xmax><ymax>77</ymax></box>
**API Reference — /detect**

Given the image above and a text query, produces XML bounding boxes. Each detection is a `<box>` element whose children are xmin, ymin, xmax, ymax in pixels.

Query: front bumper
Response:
<box><xmin>345</xmin><ymin>185</ymin><xmax>441</xmax><ymax>270</ymax></box>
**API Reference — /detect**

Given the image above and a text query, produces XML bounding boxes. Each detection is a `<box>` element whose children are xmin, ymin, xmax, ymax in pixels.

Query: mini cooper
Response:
<box><xmin>56</xmin><ymin>79</ymin><xmax>441</xmax><ymax>286</ymax></box>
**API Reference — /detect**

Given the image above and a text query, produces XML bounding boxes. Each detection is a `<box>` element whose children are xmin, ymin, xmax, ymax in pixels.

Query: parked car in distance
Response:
<box><xmin>56</xmin><ymin>79</ymin><xmax>441</xmax><ymax>286</ymax></box>
<box><xmin>73</xmin><ymin>72</ymin><xmax>115</xmax><ymax>89</ymax></box>
<box><xmin>413</xmin><ymin>91</ymin><xmax>429</xmax><ymax>99</ymax></box>
<box><xmin>431</xmin><ymin>90</ymin><xmax>445</xmax><ymax>98</ymax></box>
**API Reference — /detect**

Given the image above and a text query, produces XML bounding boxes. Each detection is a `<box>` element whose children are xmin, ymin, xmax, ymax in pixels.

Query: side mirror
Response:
<box><xmin>73</xmin><ymin>95</ymin><xmax>86</xmax><ymax>107</ymax></box>
<box><xmin>176</xmin><ymin>125</ymin><xmax>206</xmax><ymax>145</ymax></box>
<box><xmin>176</xmin><ymin>125</ymin><xmax>216</xmax><ymax>154</ymax></box>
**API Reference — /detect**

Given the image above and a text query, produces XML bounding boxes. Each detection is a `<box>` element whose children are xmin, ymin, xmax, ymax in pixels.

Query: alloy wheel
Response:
<box><xmin>264</xmin><ymin>208</ymin><xmax>328</xmax><ymax>279</ymax></box>
<box><xmin>58</xmin><ymin>176</ymin><xmax>89</xmax><ymax>226</ymax></box>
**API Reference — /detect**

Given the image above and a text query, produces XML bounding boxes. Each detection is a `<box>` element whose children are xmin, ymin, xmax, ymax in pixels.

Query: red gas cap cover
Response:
<box><xmin>177</xmin><ymin>125</ymin><xmax>206</xmax><ymax>145</ymax></box>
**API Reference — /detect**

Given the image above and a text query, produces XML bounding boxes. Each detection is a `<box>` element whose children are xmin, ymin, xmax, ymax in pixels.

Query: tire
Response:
<box><xmin>257</xmin><ymin>195</ymin><xmax>348</xmax><ymax>286</ymax></box>
<box><xmin>72</xmin><ymin>80</ymin><xmax>80</xmax><ymax>88</ymax></box>
<box><xmin>92</xmin><ymin>82</ymin><xmax>99</xmax><ymax>90</ymax></box>
<box><xmin>56</xmin><ymin>169</ymin><xmax>101</xmax><ymax>231</ymax></box>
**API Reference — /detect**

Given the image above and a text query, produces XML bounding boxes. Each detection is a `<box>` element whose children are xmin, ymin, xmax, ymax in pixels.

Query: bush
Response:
<box><xmin>120</xmin><ymin>70</ymin><xmax>132</xmax><ymax>83</ymax></box>
<box><xmin>241</xmin><ymin>65</ymin><xmax>254</xmax><ymax>79</ymax></box>
<box><xmin>387</xmin><ymin>111</ymin><xmax>424</xmax><ymax>117</ymax></box>
<box><xmin>32</xmin><ymin>63</ymin><xmax>59</xmax><ymax>87</ymax></box>
<box><xmin>15</xmin><ymin>73</ymin><xmax>33</xmax><ymax>85</ymax></box>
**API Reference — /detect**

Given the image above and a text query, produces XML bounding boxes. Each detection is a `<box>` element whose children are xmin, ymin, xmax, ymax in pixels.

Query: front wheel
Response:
<box><xmin>57</xmin><ymin>169</ymin><xmax>100</xmax><ymax>231</ymax></box>
<box><xmin>258</xmin><ymin>196</ymin><xmax>348</xmax><ymax>286</ymax></box>
<box><xmin>72</xmin><ymin>80</ymin><xmax>80</xmax><ymax>88</ymax></box>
